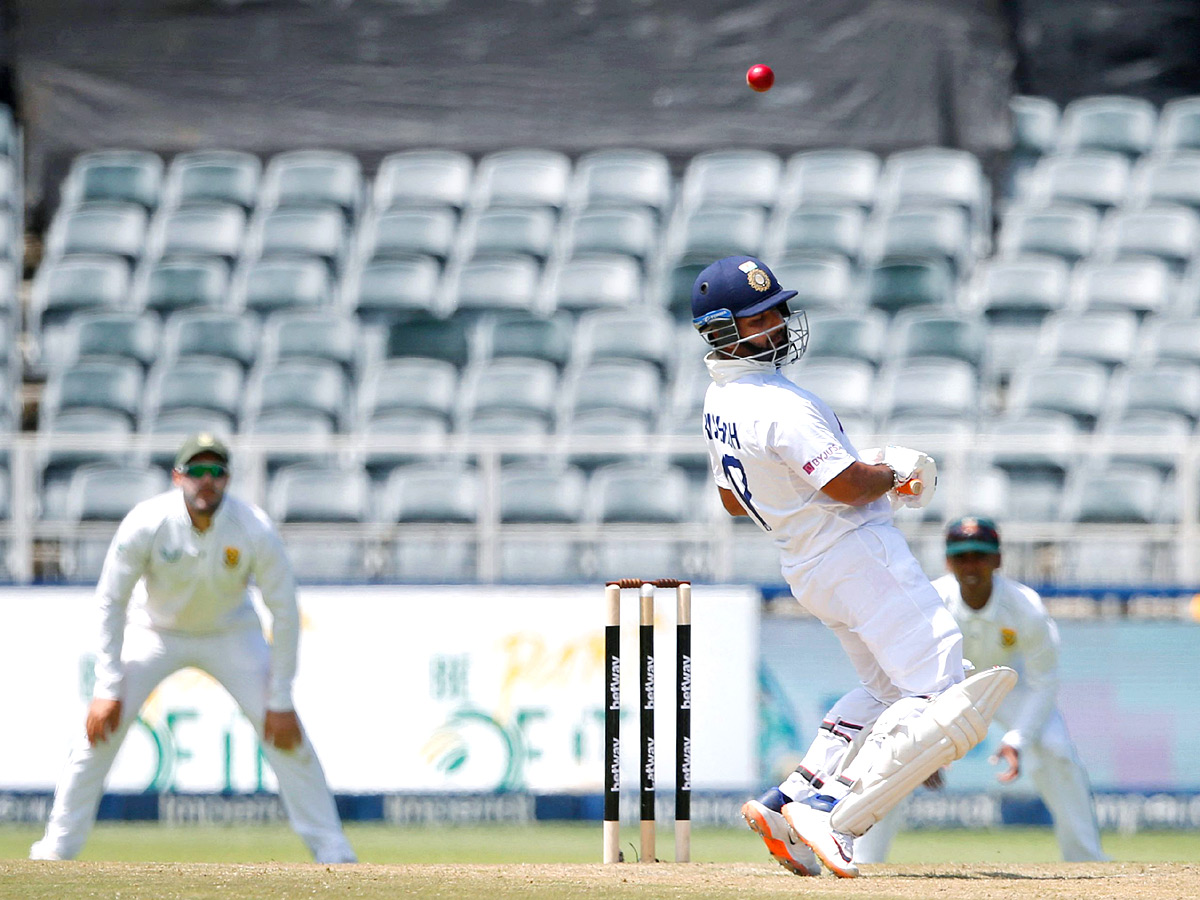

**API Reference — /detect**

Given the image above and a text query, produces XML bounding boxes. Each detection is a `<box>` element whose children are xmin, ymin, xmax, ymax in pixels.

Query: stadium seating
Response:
<box><xmin>161</xmin><ymin>150</ymin><xmax>261</xmax><ymax>211</ymax></box>
<box><xmin>373</xmin><ymin>149</ymin><xmax>473</xmax><ymax>211</ymax></box>
<box><xmin>19</xmin><ymin>121</ymin><xmax>1200</xmax><ymax>585</ymax></box>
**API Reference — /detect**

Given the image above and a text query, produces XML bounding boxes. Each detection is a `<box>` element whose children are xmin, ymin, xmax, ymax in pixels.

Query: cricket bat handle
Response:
<box><xmin>897</xmin><ymin>478</ymin><xmax>923</xmax><ymax>496</ymax></box>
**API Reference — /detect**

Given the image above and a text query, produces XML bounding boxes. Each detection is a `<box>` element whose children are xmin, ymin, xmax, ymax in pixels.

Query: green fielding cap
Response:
<box><xmin>174</xmin><ymin>432</ymin><xmax>231</xmax><ymax>469</ymax></box>
<box><xmin>945</xmin><ymin>515</ymin><xmax>1001</xmax><ymax>556</ymax></box>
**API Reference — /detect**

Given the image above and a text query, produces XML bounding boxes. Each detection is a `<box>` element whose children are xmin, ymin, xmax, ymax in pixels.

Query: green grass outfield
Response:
<box><xmin>1</xmin><ymin>822</ymin><xmax>1197</xmax><ymax>864</ymax></box>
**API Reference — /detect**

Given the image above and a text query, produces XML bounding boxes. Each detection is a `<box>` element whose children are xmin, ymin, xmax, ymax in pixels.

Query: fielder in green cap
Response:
<box><xmin>31</xmin><ymin>432</ymin><xmax>356</xmax><ymax>864</ymax></box>
<box><xmin>854</xmin><ymin>515</ymin><xmax>1107</xmax><ymax>864</ymax></box>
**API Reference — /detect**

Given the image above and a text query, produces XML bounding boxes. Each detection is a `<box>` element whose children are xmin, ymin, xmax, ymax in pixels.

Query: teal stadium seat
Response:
<box><xmin>145</xmin><ymin>202</ymin><xmax>246</xmax><ymax>264</ymax></box>
<box><xmin>887</xmin><ymin>309</ymin><xmax>986</xmax><ymax>368</ymax></box>
<box><xmin>373</xmin><ymin>150</ymin><xmax>474</xmax><ymax>211</ymax></box>
<box><xmin>231</xmin><ymin>257</ymin><xmax>332</xmax><ymax>315</ymax></box>
<box><xmin>30</xmin><ymin>255</ymin><xmax>131</xmax><ymax>333</ymax></box>
<box><xmin>446</xmin><ymin>255</ymin><xmax>542</xmax><ymax>317</ymax></box>
<box><xmin>60</xmin><ymin>150</ymin><xmax>163</xmax><ymax>210</ymax></box>
<box><xmin>356</xmin><ymin>207</ymin><xmax>458</xmax><ymax>263</ymax></box>
<box><xmin>60</xmin><ymin>311</ymin><xmax>160</xmax><ymax>370</ymax></box>
<box><xmin>1021</xmin><ymin>151</ymin><xmax>1131</xmax><ymax>211</ymax></box>
<box><xmin>343</xmin><ymin>255</ymin><xmax>441</xmax><ymax>321</ymax></box>
<box><xmin>864</xmin><ymin>206</ymin><xmax>974</xmax><ymax>275</ymax></box>
<box><xmin>385</xmin><ymin>315</ymin><xmax>472</xmax><ymax>368</ymax></box>
<box><xmin>477</xmin><ymin>312</ymin><xmax>574</xmax><ymax>370</ymax></box>
<box><xmin>40</xmin><ymin>359</ymin><xmax>143</xmax><ymax>427</ymax></box>
<box><xmin>672</xmin><ymin>205</ymin><xmax>766</xmax><ymax>262</ymax></box>
<box><xmin>1037</xmin><ymin>310</ymin><xmax>1139</xmax><ymax>368</ymax></box>
<box><xmin>1155</xmin><ymin>96</ymin><xmax>1200</xmax><ymax>152</ymax></box>
<box><xmin>141</xmin><ymin>356</ymin><xmax>245</xmax><ymax>431</ymax></box>
<box><xmin>161</xmin><ymin>311</ymin><xmax>261</xmax><ymax>369</ymax></box>
<box><xmin>573</xmin><ymin>308</ymin><xmax>675</xmax><ymax>375</ymax></box>
<box><xmin>563</xmin><ymin>360</ymin><xmax>662</xmax><ymax>426</ymax></box>
<box><xmin>1056</xmin><ymin>96</ymin><xmax>1157</xmax><ymax>158</ymax></box>
<box><xmin>358</xmin><ymin>358</ymin><xmax>459</xmax><ymax>425</ymax></box>
<box><xmin>803</xmin><ymin>309</ymin><xmax>888</xmax><ymax>367</ymax></box>
<box><xmin>876</xmin><ymin>148</ymin><xmax>990</xmax><ymax>250</ymax></box>
<box><xmin>561</xmin><ymin>207</ymin><xmax>658</xmax><ymax>264</ymax></box>
<box><xmin>873</xmin><ymin>358</ymin><xmax>979</xmax><ymax>421</ymax></box>
<box><xmin>1068</xmin><ymin>258</ymin><xmax>1172</xmax><ymax>316</ymax></box>
<box><xmin>861</xmin><ymin>256</ymin><xmax>954</xmax><ymax>314</ymax></box>
<box><xmin>161</xmin><ymin>150</ymin><xmax>261</xmax><ymax>211</ymax></box>
<box><xmin>44</xmin><ymin>202</ymin><xmax>148</xmax><ymax>264</ymax></box>
<box><xmin>246</xmin><ymin>409</ymin><xmax>338</xmax><ymax>473</ymax></box>
<box><xmin>258</xmin><ymin>149</ymin><xmax>363</xmax><ymax>221</ymax></box>
<box><xmin>769</xmin><ymin>206</ymin><xmax>865</xmax><ymax>262</ymax></box>
<box><xmin>459</xmin><ymin>207</ymin><xmax>557</xmax><ymax>262</ymax></box>
<box><xmin>997</xmin><ymin>205</ymin><xmax>1100</xmax><ymax>264</ymax></box>
<box><xmin>543</xmin><ymin>254</ymin><xmax>643</xmax><ymax>312</ymax></box>
<box><xmin>471</xmin><ymin>149</ymin><xmax>571</xmax><ymax>210</ymax></box>
<box><xmin>1094</xmin><ymin>205</ymin><xmax>1200</xmax><ymax>272</ymax></box>
<box><xmin>269</xmin><ymin>463</ymin><xmax>372</xmax><ymax>523</ymax></box>
<box><xmin>247</xmin><ymin>206</ymin><xmax>348</xmax><ymax>275</ymax></box>
<box><xmin>457</xmin><ymin>357</ymin><xmax>559</xmax><ymax>429</ymax></box>
<box><xmin>1127</xmin><ymin>152</ymin><xmax>1200</xmax><ymax>211</ymax></box>
<box><xmin>780</xmin><ymin>148</ymin><xmax>881</xmax><ymax>210</ymax></box>
<box><xmin>568</xmin><ymin>148</ymin><xmax>671</xmax><ymax>215</ymax></box>
<box><xmin>970</xmin><ymin>255</ymin><xmax>1070</xmax><ymax>326</ymax></box>
<box><xmin>260</xmin><ymin>311</ymin><xmax>361</xmax><ymax>375</ymax></box>
<box><xmin>130</xmin><ymin>257</ymin><xmax>230</xmax><ymax>316</ymax></box>
<box><xmin>243</xmin><ymin>359</ymin><xmax>349</xmax><ymax>430</ymax></box>
<box><xmin>769</xmin><ymin>253</ymin><xmax>857</xmax><ymax>314</ymax></box>
<box><xmin>1108</xmin><ymin>364</ymin><xmax>1200</xmax><ymax>425</ymax></box>
<box><xmin>679</xmin><ymin>149</ymin><xmax>781</xmax><ymax>211</ymax></box>
<box><xmin>1006</xmin><ymin>360</ymin><xmax>1109</xmax><ymax>429</ymax></box>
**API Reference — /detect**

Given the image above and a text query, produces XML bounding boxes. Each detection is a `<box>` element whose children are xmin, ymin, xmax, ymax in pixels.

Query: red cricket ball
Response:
<box><xmin>746</xmin><ymin>64</ymin><xmax>774</xmax><ymax>93</ymax></box>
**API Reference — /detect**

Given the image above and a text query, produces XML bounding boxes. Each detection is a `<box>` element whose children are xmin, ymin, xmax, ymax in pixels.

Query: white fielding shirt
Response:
<box><xmin>92</xmin><ymin>489</ymin><xmax>300</xmax><ymax>711</ymax></box>
<box><xmin>932</xmin><ymin>572</ymin><xmax>1058</xmax><ymax>750</ymax></box>
<box><xmin>703</xmin><ymin>356</ymin><xmax>892</xmax><ymax>567</ymax></box>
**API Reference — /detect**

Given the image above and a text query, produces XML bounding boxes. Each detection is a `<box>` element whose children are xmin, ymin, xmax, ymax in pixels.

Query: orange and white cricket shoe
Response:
<box><xmin>740</xmin><ymin>789</ymin><xmax>822</xmax><ymax>876</ymax></box>
<box><xmin>782</xmin><ymin>799</ymin><xmax>858</xmax><ymax>878</ymax></box>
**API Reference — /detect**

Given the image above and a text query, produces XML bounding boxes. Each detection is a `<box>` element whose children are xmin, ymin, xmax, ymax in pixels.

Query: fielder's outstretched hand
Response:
<box><xmin>990</xmin><ymin>744</ymin><xmax>1020</xmax><ymax>783</ymax></box>
<box><xmin>264</xmin><ymin>709</ymin><xmax>303</xmax><ymax>751</ymax></box>
<box><xmin>86</xmin><ymin>698</ymin><xmax>122</xmax><ymax>745</ymax></box>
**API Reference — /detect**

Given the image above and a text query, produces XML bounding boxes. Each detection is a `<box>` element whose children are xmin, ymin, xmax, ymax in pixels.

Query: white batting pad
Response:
<box><xmin>829</xmin><ymin>666</ymin><xmax>1018</xmax><ymax>836</ymax></box>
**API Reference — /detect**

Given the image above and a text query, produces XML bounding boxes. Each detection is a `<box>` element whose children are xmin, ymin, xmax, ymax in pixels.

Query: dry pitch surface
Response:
<box><xmin>2</xmin><ymin>860</ymin><xmax>1197</xmax><ymax>900</ymax></box>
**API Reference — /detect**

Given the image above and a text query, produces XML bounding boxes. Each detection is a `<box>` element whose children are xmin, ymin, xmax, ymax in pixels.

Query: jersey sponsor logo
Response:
<box><xmin>704</xmin><ymin>413</ymin><xmax>741</xmax><ymax>449</ymax></box>
<box><xmin>1000</xmin><ymin>628</ymin><xmax>1017</xmax><ymax>648</ymax></box>
<box><xmin>801</xmin><ymin>442</ymin><xmax>841</xmax><ymax>475</ymax></box>
<box><xmin>159</xmin><ymin>546</ymin><xmax>182</xmax><ymax>563</ymax></box>
<box><xmin>224</xmin><ymin>546</ymin><xmax>240</xmax><ymax>568</ymax></box>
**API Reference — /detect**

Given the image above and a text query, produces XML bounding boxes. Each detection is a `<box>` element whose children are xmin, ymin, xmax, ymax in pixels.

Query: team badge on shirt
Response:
<box><xmin>1000</xmin><ymin>628</ymin><xmax>1017</xmax><ymax>648</ymax></box>
<box><xmin>224</xmin><ymin>546</ymin><xmax>240</xmax><ymax>568</ymax></box>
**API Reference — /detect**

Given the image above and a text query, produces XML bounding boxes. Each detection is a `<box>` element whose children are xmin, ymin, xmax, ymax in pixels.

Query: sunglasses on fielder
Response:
<box><xmin>176</xmin><ymin>462</ymin><xmax>229</xmax><ymax>479</ymax></box>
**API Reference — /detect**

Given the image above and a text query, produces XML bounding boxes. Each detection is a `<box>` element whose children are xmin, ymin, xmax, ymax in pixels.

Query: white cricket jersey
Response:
<box><xmin>933</xmin><ymin>572</ymin><xmax>1059</xmax><ymax>750</ymax></box>
<box><xmin>703</xmin><ymin>355</ymin><xmax>892</xmax><ymax>566</ymax></box>
<box><xmin>92</xmin><ymin>489</ymin><xmax>300</xmax><ymax>710</ymax></box>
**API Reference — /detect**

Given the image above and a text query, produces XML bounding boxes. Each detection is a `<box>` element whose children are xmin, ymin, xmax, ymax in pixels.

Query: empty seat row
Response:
<box><xmin>1013</xmin><ymin>95</ymin><xmax>1200</xmax><ymax>161</ymax></box>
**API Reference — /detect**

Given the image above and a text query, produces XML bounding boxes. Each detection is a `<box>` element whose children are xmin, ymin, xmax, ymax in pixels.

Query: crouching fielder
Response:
<box><xmin>31</xmin><ymin>433</ymin><xmax>355</xmax><ymax>864</ymax></box>
<box><xmin>690</xmin><ymin>256</ymin><xmax>1015</xmax><ymax>878</ymax></box>
<box><xmin>855</xmin><ymin>517</ymin><xmax>1106</xmax><ymax>863</ymax></box>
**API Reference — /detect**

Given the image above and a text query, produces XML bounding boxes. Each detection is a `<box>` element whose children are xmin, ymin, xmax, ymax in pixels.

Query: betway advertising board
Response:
<box><xmin>1</xmin><ymin>586</ymin><xmax>758</xmax><ymax>794</ymax></box>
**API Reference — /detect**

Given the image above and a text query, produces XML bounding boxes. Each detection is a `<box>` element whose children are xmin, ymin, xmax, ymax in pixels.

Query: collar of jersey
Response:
<box><xmin>705</xmin><ymin>353</ymin><xmax>776</xmax><ymax>385</ymax></box>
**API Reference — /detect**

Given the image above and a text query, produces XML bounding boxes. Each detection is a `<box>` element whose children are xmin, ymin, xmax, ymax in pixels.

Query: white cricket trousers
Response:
<box><xmin>778</xmin><ymin>523</ymin><xmax>965</xmax><ymax>801</ymax></box>
<box><xmin>32</xmin><ymin>623</ymin><xmax>355</xmax><ymax>863</ymax></box>
<box><xmin>853</xmin><ymin>708</ymin><xmax>1106</xmax><ymax>863</ymax></box>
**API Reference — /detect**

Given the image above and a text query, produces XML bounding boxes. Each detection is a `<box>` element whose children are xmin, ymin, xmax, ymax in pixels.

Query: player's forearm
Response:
<box><xmin>821</xmin><ymin>462</ymin><xmax>895</xmax><ymax>506</ymax></box>
<box><xmin>92</xmin><ymin>556</ymin><xmax>143</xmax><ymax>698</ymax></box>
